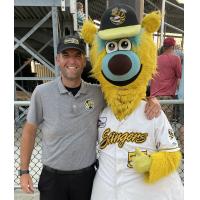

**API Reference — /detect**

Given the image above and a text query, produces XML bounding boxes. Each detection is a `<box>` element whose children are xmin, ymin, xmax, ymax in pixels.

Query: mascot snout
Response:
<box><xmin>102</xmin><ymin>51</ymin><xmax>142</xmax><ymax>86</ymax></box>
<box><xmin>108</xmin><ymin>54</ymin><xmax>131</xmax><ymax>75</ymax></box>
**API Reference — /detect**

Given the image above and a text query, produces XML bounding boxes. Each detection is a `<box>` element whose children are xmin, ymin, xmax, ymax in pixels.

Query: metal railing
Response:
<box><xmin>14</xmin><ymin>100</ymin><xmax>184</xmax><ymax>188</ymax></box>
<box><xmin>160</xmin><ymin>0</ymin><xmax>184</xmax><ymax>45</ymax></box>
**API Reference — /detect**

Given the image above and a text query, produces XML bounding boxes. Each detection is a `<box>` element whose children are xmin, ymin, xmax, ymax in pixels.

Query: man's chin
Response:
<box><xmin>64</xmin><ymin>74</ymin><xmax>81</xmax><ymax>81</ymax></box>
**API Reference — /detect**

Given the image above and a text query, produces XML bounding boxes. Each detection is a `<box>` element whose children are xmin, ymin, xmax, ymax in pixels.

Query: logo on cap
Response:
<box><xmin>110</xmin><ymin>7</ymin><xmax>127</xmax><ymax>25</ymax></box>
<box><xmin>64</xmin><ymin>38</ymin><xmax>79</xmax><ymax>45</ymax></box>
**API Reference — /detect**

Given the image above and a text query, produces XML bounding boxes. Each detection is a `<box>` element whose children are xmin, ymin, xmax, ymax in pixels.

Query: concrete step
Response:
<box><xmin>14</xmin><ymin>189</ymin><xmax>39</xmax><ymax>200</ymax></box>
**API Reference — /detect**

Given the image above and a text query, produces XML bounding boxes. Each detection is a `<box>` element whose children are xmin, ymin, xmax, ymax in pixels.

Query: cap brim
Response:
<box><xmin>98</xmin><ymin>25</ymin><xmax>141</xmax><ymax>40</ymax></box>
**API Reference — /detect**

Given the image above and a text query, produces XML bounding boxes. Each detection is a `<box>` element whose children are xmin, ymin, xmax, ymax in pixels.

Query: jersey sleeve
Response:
<box><xmin>154</xmin><ymin>111</ymin><xmax>180</xmax><ymax>152</ymax></box>
<box><xmin>26</xmin><ymin>86</ymin><xmax>43</xmax><ymax>126</ymax></box>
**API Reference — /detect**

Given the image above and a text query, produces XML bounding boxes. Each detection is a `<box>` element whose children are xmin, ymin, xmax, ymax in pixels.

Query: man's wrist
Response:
<box><xmin>146</xmin><ymin>95</ymin><xmax>155</xmax><ymax>99</ymax></box>
<box><xmin>18</xmin><ymin>169</ymin><xmax>29</xmax><ymax>176</ymax></box>
<box><xmin>144</xmin><ymin>95</ymin><xmax>155</xmax><ymax>101</ymax></box>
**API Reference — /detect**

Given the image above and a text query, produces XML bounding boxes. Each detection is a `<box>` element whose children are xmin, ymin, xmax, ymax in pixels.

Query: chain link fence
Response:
<box><xmin>14</xmin><ymin>105</ymin><xmax>43</xmax><ymax>188</ymax></box>
<box><xmin>14</xmin><ymin>100</ymin><xmax>184</xmax><ymax>188</ymax></box>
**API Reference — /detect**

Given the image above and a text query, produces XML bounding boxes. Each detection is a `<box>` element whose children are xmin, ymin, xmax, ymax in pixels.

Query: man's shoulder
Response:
<box><xmin>83</xmin><ymin>81</ymin><xmax>101</xmax><ymax>91</ymax></box>
<box><xmin>82</xmin><ymin>81</ymin><xmax>104</xmax><ymax>100</ymax></box>
<box><xmin>167</xmin><ymin>53</ymin><xmax>180</xmax><ymax>61</ymax></box>
<box><xmin>34</xmin><ymin>79</ymin><xmax>57</xmax><ymax>92</ymax></box>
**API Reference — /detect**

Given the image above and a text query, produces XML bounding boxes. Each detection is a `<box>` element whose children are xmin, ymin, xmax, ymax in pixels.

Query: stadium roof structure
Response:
<box><xmin>14</xmin><ymin>0</ymin><xmax>184</xmax><ymax>88</ymax></box>
<box><xmin>14</xmin><ymin>0</ymin><xmax>183</xmax><ymax>60</ymax></box>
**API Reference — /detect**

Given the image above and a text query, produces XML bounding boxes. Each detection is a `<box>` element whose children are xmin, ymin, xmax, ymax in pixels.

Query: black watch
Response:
<box><xmin>19</xmin><ymin>169</ymin><xmax>29</xmax><ymax>176</ymax></box>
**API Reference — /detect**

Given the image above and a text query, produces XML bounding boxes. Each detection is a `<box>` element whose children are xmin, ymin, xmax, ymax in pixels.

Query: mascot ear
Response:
<box><xmin>142</xmin><ymin>11</ymin><xmax>161</xmax><ymax>33</ymax></box>
<box><xmin>81</xmin><ymin>20</ymin><xmax>98</xmax><ymax>45</ymax></box>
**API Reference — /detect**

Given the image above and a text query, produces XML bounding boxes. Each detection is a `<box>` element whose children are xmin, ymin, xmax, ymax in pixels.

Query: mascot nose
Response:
<box><xmin>108</xmin><ymin>54</ymin><xmax>131</xmax><ymax>75</ymax></box>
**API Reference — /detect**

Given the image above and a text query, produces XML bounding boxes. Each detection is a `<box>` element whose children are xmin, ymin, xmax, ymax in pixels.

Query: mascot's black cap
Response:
<box><xmin>98</xmin><ymin>4</ymin><xmax>141</xmax><ymax>40</ymax></box>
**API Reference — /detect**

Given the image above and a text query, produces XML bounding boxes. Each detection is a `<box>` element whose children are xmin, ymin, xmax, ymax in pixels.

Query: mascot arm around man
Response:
<box><xmin>81</xmin><ymin>4</ymin><xmax>183</xmax><ymax>200</ymax></box>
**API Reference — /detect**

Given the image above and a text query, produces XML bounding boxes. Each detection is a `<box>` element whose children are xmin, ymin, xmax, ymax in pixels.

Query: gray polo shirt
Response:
<box><xmin>27</xmin><ymin>77</ymin><xmax>105</xmax><ymax>170</ymax></box>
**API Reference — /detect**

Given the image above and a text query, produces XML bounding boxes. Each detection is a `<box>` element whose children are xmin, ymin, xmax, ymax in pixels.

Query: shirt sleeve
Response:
<box><xmin>26</xmin><ymin>86</ymin><xmax>43</xmax><ymax>126</ymax></box>
<box><xmin>154</xmin><ymin>111</ymin><xmax>180</xmax><ymax>152</ymax></box>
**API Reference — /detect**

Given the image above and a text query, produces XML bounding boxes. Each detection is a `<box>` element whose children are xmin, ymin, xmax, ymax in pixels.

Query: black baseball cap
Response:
<box><xmin>98</xmin><ymin>4</ymin><xmax>141</xmax><ymax>40</ymax></box>
<box><xmin>57</xmin><ymin>35</ymin><xmax>86</xmax><ymax>54</ymax></box>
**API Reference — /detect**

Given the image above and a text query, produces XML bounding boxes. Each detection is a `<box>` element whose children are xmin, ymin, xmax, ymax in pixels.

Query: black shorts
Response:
<box><xmin>38</xmin><ymin>164</ymin><xmax>96</xmax><ymax>200</ymax></box>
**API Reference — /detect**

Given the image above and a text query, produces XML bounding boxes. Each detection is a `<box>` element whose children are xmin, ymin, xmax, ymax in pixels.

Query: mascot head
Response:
<box><xmin>81</xmin><ymin>4</ymin><xmax>161</xmax><ymax>120</ymax></box>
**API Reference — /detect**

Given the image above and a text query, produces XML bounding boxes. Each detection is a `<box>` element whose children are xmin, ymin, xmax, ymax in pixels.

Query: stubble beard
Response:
<box><xmin>61</xmin><ymin>66</ymin><xmax>83</xmax><ymax>81</ymax></box>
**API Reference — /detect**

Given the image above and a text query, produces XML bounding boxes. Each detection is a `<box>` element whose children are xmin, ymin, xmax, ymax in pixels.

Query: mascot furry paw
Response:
<box><xmin>81</xmin><ymin>4</ymin><xmax>183</xmax><ymax>200</ymax></box>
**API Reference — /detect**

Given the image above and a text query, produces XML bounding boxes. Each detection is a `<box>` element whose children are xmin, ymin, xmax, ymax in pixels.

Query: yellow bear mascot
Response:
<box><xmin>81</xmin><ymin>4</ymin><xmax>183</xmax><ymax>200</ymax></box>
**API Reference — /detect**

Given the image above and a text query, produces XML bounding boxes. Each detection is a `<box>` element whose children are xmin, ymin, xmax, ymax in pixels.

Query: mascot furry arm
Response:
<box><xmin>81</xmin><ymin>10</ymin><xmax>181</xmax><ymax>184</ymax></box>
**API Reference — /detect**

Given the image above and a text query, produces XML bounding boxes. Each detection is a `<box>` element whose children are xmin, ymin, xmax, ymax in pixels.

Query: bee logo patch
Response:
<box><xmin>84</xmin><ymin>99</ymin><xmax>94</xmax><ymax>111</ymax></box>
<box><xmin>110</xmin><ymin>7</ymin><xmax>127</xmax><ymax>25</ymax></box>
<box><xmin>168</xmin><ymin>129</ymin><xmax>175</xmax><ymax>140</ymax></box>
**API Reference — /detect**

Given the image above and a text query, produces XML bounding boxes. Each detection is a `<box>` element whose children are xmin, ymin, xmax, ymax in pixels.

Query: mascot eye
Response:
<box><xmin>118</xmin><ymin>39</ymin><xmax>132</xmax><ymax>50</ymax></box>
<box><xmin>106</xmin><ymin>41</ymin><xmax>118</xmax><ymax>53</ymax></box>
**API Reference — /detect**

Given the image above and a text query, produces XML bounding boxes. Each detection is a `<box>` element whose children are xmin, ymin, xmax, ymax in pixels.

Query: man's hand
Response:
<box><xmin>132</xmin><ymin>148</ymin><xmax>152</xmax><ymax>173</ymax></box>
<box><xmin>145</xmin><ymin>97</ymin><xmax>161</xmax><ymax>120</ymax></box>
<box><xmin>20</xmin><ymin>174</ymin><xmax>34</xmax><ymax>193</ymax></box>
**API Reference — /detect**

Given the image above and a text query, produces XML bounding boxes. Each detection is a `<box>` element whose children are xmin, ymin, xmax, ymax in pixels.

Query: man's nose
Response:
<box><xmin>67</xmin><ymin>57</ymin><xmax>76</xmax><ymax>64</ymax></box>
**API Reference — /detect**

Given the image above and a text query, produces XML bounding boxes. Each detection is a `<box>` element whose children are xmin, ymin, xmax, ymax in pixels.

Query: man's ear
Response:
<box><xmin>83</xmin><ymin>56</ymin><xmax>87</xmax><ymax>68</ymax></box>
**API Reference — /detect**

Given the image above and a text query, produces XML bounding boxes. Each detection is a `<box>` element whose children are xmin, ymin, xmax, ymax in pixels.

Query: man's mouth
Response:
<box><xmin>66</xmin><ymin>66</ymin><xmax>78</xmax><ymax>71</ymax></box>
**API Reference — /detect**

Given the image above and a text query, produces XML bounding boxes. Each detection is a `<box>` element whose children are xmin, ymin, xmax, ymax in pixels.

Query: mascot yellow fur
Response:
<box><xmin>81</xmin><ymin>4</ymin><xmax>183</xmax><ymax>200</ymax></box>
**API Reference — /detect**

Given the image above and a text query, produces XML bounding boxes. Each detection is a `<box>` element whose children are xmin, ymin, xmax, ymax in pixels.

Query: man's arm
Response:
<box><xmin>20</xmin><ymin>122</ymin><xmax>37</xmax><ymax>193</ymax></box>
<box><xmin>145</xmin><ymin>97</ymin><xmax>161</xmax><ymax>120</ymax></box>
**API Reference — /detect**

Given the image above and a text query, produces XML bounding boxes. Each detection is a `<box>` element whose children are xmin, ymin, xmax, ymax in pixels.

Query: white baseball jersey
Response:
<box><xmin>91</xmin><ymin>100</ymin><xmax>183</xmax><ymax>200</ymax></box>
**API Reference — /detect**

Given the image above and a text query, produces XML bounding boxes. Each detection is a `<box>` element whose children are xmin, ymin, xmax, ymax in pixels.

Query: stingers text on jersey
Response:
<box><xmin>99</xmin><ymin>128</ymin><xmax>148</xmax><ymax>149</ymax></box>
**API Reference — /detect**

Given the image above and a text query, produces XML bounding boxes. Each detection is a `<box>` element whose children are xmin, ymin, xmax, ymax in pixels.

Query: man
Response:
<box><xmin>19</xmin><ymin>34</ymin><xmax>161</xmax><ymax>200</ymax></box>
<box><xmin>77</xmin><ymin>1</ymin><xmax>86</xmax><ymax>29</ymax></box>
<box><xmin>150</xmin><ymin>37</ymin><xmax>182</xmax><ymax>98</ymax></box>
<box><xmin>150</xmin><ymin>37</ymin><xmax>182</xmax><ymax>121</ymax></box>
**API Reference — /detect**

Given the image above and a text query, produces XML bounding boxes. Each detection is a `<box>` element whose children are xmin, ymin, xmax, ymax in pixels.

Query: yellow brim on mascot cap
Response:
<box><xmin>98</xmin><ymin>25</ymin><xmax>141</xmax><ymax>40</ymax></box>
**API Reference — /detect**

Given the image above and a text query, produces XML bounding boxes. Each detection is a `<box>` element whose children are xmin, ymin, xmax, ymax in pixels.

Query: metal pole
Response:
<box><xmin>139</xmin><ymin>0</ymin><xmax>144</xmax><ymax>23</ymax></box>
<box><xmin>145</xmin><ymin>0</ymin><xmax>159</xmax><ymax>10</ymax></box>
<box><xmin>166</xmin><ymin>0</ymin><xmax>184</xmax><ymax>11</ymax></box>
<box><xmin>15</xmin><ymin>39</ymin><xmax>53</xmax><ymax>76</ymax></box>
<box><xmin>14</xmin><ymin>37</ymin><xmax>55</xmax><ymax>73</ymax></box>
<box><xmin>52</xmin><ymin>7</ymin><xmax>60</xmax><ymax>77</ymax></box>
<box><xmin>14</xmin><ymin>11</ymin><xmax>52</xmax><ymax>50</ymax></box>
<box><xmin>15</xmin><ymin>83</ymin><xmax>31</xmax><ymax>97</ymax></box>
<box><xmin>72</xmin><ymin>0</ymin><xmax>78</xmax><ymax>32</ymax></box>
<box><xmin>85</xmin><ymin>0</ymin><xmax>88</xmax><ymax>19</ymax></box>
<box><xmin>164</xmin><ymin>22</ymin><xmax>184</xmax><ymax>33</ymax></box>
<box><xmin>106</xmin><ymin>0</ymin><xmax>109</xmax><ymax>9</ymax></box>
<box><xmin>13</xmin><ymin>99</ymin><xmax>184</xmax><ymax>106</ymax></box>
<box><xmin>85</xmin><ymin>0</ymin><xmax>89</xmax><ymax>58</ymax></box>
<box><xmin>14</xmin><ymin>82</ymin><xmax>20</xmax><ymax>125</ymax></box>
<box><xmin>160</xmin><ymin>0</ymin><xmax>166</xmax><ymax>47</ymax></box>
<box><xmin>15</xmin><ymin>77</ymin><xmax>54</xmax><ymax>81</ymax></box>
<box><xmin>14</xmin><ymin>101</ymin><xmax>30</xmax><ymax>106</ymax></box>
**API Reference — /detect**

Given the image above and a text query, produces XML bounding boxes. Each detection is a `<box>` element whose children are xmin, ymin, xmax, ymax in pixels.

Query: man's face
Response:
<box><xmin>56</xmin><ymin>48</ymin><xmax>86</xmax><ymax>81</ymax></box>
